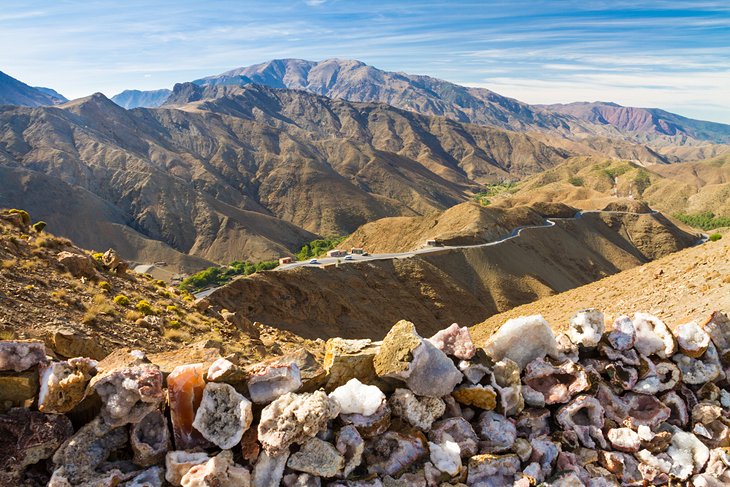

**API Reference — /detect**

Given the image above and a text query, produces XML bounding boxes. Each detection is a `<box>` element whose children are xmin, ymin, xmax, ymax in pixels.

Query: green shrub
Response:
<box><xmin>568</xmin><ymin>176</ymin><xmax>584</xmax><ymax>187</ymax></box>
<box><xmin>709</xmin><ymin>233</ymin><xmax>722</xmax><ymax>242</ymax></box>
<box><xmin>113</xmin><ymin>294</ymin><xmax>130</xmax><ymax>306</ymax></box>
<box><xmin>7</xmin><ymin>209</ymin><xmax>30</xmax><ymax>225</ymax></box>
<box><xmin>135</xmin><ymin>300</ymin><xmax>155</xmax><ymax>315</ymax></box>
<box><xmin>674</xmin><ymin>212</ymin><xmax>730</xmax><ymax>231</ymax></box>
<box><xmin>99</xmin><ymin>281</ymin><xmax>112</xmax><ymax>292</ymax></box>
<box><xmin>633</xmin><ymin>170</ymin><xmax>651</xmax><ymax>195</ymax></box>
<box><xmin>32</xmin><ymin>221</ymin><xmax>47</xmax><ymax>232</ymax></box>
<box><xmin>168</xmin><ymin>320</ymin><xmax>182</xmax><ymax>329</ymax></box>
<box><xmin>166</xmin><ymin>305</ymin><xmax>181</xmax><ymax>314</ymax></box>
<box><xmin>296</xmin><ymin>237</ymin><xmax>347</xmax><ymax>261</ymax></box>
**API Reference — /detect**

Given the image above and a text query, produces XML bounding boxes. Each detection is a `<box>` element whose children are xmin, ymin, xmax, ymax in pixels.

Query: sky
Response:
<box><xmin>1</xmin><ymin>0</ymin><xmax>729</xmax><ymax>123</ymax></box>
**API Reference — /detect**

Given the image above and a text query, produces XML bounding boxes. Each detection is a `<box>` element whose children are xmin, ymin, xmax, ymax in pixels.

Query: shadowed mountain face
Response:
<box><xmin>111</xmin><ymin>89</ymin><xmax>171</xmax><ymax>109</ymax></box>
<box><xmin>0</xmin><ymin>70</ymin><xmax>66</xmax><ymax>107</ymax></box>
<box><xmin>0</xmin><ymin>83</ymin><xmax>585</xmax><ymax>268</ymax></box>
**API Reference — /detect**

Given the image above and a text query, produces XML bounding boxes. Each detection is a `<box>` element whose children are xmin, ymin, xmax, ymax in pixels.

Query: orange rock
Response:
<box><xmin>168</xmin><ymin>363</ymin><xmax>211</xmax><ymax>450</ymax></box>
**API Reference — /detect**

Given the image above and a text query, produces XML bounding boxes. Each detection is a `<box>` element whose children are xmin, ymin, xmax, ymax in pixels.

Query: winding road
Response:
<box><xmin>194</xmin><ymin>209</ymin><xmax>705</xmax><ymax>299</ymax></box>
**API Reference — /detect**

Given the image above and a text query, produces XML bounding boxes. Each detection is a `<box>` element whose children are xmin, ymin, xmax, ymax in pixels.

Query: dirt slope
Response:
<box><xmin>471</xmin><ymin>234</ymin><xmax>730</xmax><ymax>345</ymax></box>
<box><xmin>206</xmin><ymin>210</ymin><xmax>698</xmax><ymax>340</ymax></box>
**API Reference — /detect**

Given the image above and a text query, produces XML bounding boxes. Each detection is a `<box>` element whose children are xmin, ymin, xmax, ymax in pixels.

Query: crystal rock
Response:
<box><xmin>166</xmin><ymin>451</ymin><xmax>211</xmax><ymax>486</ymax></box>
<box><xmin>556</xmin><ymin>395</ymin><xmax>606</xmax><ymax>448</ymax></box>
<box><xmin>490</xmin><ymin>358</ymin><xmax>524</xmax><ymax>416</ymax></box>
<box><xmin>287</xmin><ymin>437</ymin><xmax>344</xmax><ymax>478</ymax></box>
<box><xmin>336</xmin><ymin>425</ymin><xmax>364</xmax><ymax>478</ymax></box>
<box><xmin>476</xmin><ymin>411</ymin><xmax>516</xmax><ymax>453</ymax></box>
<box><xmin>329</xmin><ymin>378</ymin><xmax>385</xmax><ymax>417</ymax></box>
<box><xmin>429</xmin><ymin>440</ymin><xmax>461</xmax><ymax>476</ymax></box>
<box><xmin>607</xmin><ymin>427</ymin><xmax>641</xmax><ymax>452</ymax></box>
<box><xmin>522</xmin><ymin>357</ymin><xmax>590</xmax><ymax>404</ymax></box>
<box><xmin>452</xmin><ymin>384</ymin><xmax>497</xmax><ymax>411</ymax></box>
<box><xmin>428</xmin><ymin>323</ymin><xmax>476</xmax><ymax>360</ymax></box>
<box><xmin>607</xmin><ymin>315</ymin><xmax>635</xmax><ymax>350</ymax></box>
<box><xmin>389</xmin><ymin>388</ymin><xmax>445</xmax><ymax>431</ymax></box>
<box><xmin>0</xmin><ymin>340</ymin><xmax>46</xmax><ymax>372</ymax></box>
<box><xmin>373</xmin><ymin>320</ymin><xmax>422</xmax><ymax>379</ymax></box>
<box><xmin>283</xmin><ymin>473</ymin><xmax>322</xmax><ymax>487</ymax></box>
<box><xmin>192</xmin><ymin>382</ymin><xmax>253</xmax><ymax>449</ymax></box>
<box><xmin>125</xmin><ymin>465</ymin><xmax>165</xmax><ymax>487</ymax></box>
<box><xmin>404</xmin><ymin>339</ymin><xmax>462</xmax><ymax>397</ymax></box>
<box><xmin>92</xmin><ymin>363</ymin><xmax>164</xmax><ymax>427</ymax></box>
<box><xmin>515</xmin><ymin>408</ymin><xmax>551</xmax><ymax>439</ymax></box>
<box><xmin>702</xmin><ymin>311</ymin><xmax>730</xmax><ymax>363</ymax></box>
<box><xmin>252</xmin><ymin>449</ymin><xmax>289</xmax><ymax>487</ymax></box>
<box><xmin>466</xmin><ymin>453</ymin><xmax>521</xmax><ymax>487</ymax></box>
<box><xmin>248</xmin><ymin>362</ymin><xmax>302</xmax><ymax>404</ymax></box>
<box><xmin>38</xmin><ymin>357</ymin><xmax>97</xmax><ymax>413</ymax></box>
<box><xmin>676</xmin><ymin>321</ymin><xmax>711</xmax><ymax>358</ymax></box>
<box><xmin>364</xmin><ymin>431</ymin><xmax>428</xmax><ymax>477</ymax></box>
<box><xmin>566</xmin><ymin>309</ymin><xmax>604</xmax><ymax>348</ymax></box>
<box><xmin>131</xmin><ymin>410</ymin><xmax>171</xmax><ymax>467</ymax></box>
<box><xmin>633</xmin><ymin>313</ymin><xmax>676</xmax><ymax>358</ymax></box>
<box><xmin>673</xmin><ymin>342</ymin><xmax>724</xmax><ymax>384</ymax></box>
<box><xmin>483</xmin><ymin>315</ymin><xmax>557</xmax><ymax>369</ymax></box>
<box><xmin>340</xmin><ymin>401</ymin><xmax>391</xmax><ymax>438</ymax></box>
<box><xmin>181</xmin><ymin>449</ymin><xmax>251</xmax><ymax>487</ymax></box>
<box><xmin>258</xmin><ymin>391</ymin><xmax>340</xmax><ymax>455</ymax></box>
<box><xmin>323</xmin><ymin>338</ymin><xmax>381</xmax><ymax>390</ymax></box>
<box><xmin>207</xmin><ymin>357</ymin><xmax>248</xmax><ymax>383</ymax></box>
<box><xmin>168</xmin><ymin>363</ymin><xmax>211</xmax><ymax>450</ymax></box>
<box><xmin>429</xmin><ymin>417</ymin><xmax>479</xmax><ymax>458</ymax></box>
<box><xmin>667</xmin><ymin>430</ymin><xmax>710</xmax><ymax>480</ymax></box>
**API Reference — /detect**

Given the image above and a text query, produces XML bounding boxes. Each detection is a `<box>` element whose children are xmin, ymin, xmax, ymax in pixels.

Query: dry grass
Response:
<box><xmin>163</xmin><ymin>328</ymin><xmax>191</xmax><ymax>342</ymax></box>
<box><xmin>82</xmin><ymin>294</ymin><xmax>116</xmax><ymax>324</ymax></box>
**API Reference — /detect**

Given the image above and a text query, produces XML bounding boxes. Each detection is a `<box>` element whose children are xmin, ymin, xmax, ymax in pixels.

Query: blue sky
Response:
<box><xmin>2</xmin><ymin>1</ymin><xmax>729</xmax><ymax>122</ymax></box>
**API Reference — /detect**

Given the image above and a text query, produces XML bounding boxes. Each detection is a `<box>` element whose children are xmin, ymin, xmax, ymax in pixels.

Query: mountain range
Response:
<box><xmin>0</xmin><ymin>70</ymin><xmax>67</xmax><ymax>107</ymax></box>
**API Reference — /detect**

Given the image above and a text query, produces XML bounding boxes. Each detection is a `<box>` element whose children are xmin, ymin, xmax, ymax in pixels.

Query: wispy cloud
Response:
<box><xmin>0</xmin><ymin>0</ymin><xmax>728</xmax><ymax>122</ymax></box>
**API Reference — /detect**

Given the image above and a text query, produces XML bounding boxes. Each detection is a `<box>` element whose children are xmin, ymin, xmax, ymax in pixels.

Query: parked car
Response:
<box><xmin>362</xmin><ymin>252</ymin><xmax>370</xmax><ymax>256</ymax></box>
<box><xmin>344</xmin><ymin>255</ymin><xmax>353</xmax><ymax>261</ymax></box>
<box><xmin>309</xmin><ymin>259</ymin><xmax>319</xmax><ymax>264</ymax></box>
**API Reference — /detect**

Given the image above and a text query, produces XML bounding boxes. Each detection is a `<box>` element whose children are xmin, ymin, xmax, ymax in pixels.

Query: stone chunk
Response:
<box><xmin>248</xmin><ymin>362</ymin><xmax>302</xmax><ymax>404</ymax></box>
<box><xmin>490</xmin><ymin>358</ymin><xmax>524</xmax><ymax>416</ymax></box>
<box><xmin>126</xmin><ymin>466</ymin><xmax>165</xmax><ymax>487</ymax></box>
<box><xmin>556</xmin><ymin>395</ymin><xmax>606</xmax><ymax>449</ymax></box>
<box><xmin>283</xmin><ymin>473</ymin><xmax>323</xmax><ymax>487</ymax></box>
<box><xmin>166</xmin><ymin>451</ymin><xmax>211</xmax><ymax>486</ymax></box>
<box><xmin>404</xmin><ymin>339</ymin><xmax>462</xmax><ymax>397</ymax></box>
<box><xmin>181</xmin><ymin>450</ymin><xmax>251</xmax><ymax>487</ymax></box>
<box><xmin>667</xmin><ymin>430</ymin><xmax>710</xmax><ymax>480</ymax></box>
<box><xmin>258</xmin><ymin>391</ymin><xmax>340</xmax><ymax>455</ymax></box>
<box><xmin>340</xmin><ymin>401</ymin><xmax>392</xmax><ymax>439</ymax></box>
<box><xmin>92</xmin><ymin>363</ymin><xmax>164</xmax><ymax>427</ymax></box>
<box><xmin>476</xmin><ymin>411</ymin><xmax>516</xmax><ymax>453</ymax></box>
<box><xmin>168</xmin><ymin>363</ymin><xmax>211</xmax><ymax>450</ymax></box>
<box><xmin>673</xmin><ymin>342</ymin><xmax>723</xmax><ymax>384</ymax></box>
<box><xmin>566</xmin><ymin>309</ymin><xmax>604</xmax><ymax>348</ymax></box>
<box><xmin>207</xmin><ymin>357</ymin><xmax>248</xmax><ymax>383</ymax></box>
<box><xmin>373</xmin><ymin>320</ymin><xmax>422</xmax><ymax>379</ymax></box>
<box><xmin>703</xmin><ymin>311</ymin><xmax>730</xmax><ymax>363</ymax></box>
<box><xmin>451</xmin><ymin>384</ymin><xmax>497</xmax><ymax>411</ymax></box>
<box><xmin>131</xmin><ymin>410</ymin><xmax>171</xmax><ymax>467</ymax></box>
<box><xmin>329</xmin><ymin>378</ymin><xmax>385</xmax><ymax>417</ymax></box>
<box><xmin>522</xmin><ymin>357</ymin><xmax>590</xmax><ymax>405</ymax></box>
<box><xmin>287</xmin><ymin>437</ymin><xmax>345</xmax><ymax>478</ymax></box>
<box><xmin>429</xmin><ymin>440</ymin><xmax>461</xmax><ymax>476</ymax></box>
<box><xmin>676</xmin><ymin>321</ymin><xmax>711</xmax><ymax>358</ymax></box>
<box><xmin>607</xmin><ymin>315</ymin><xmax>635</xmax><ymax>350</ymax></box>
<box><xmin>192</xmin><ymin>382</ymin><xmax>253</xmax><ymax>449</ymax></box>
<box><xmin>466</xmin><ymin>453</ymin><xmax>520</xmax><ymax>487</ymax></box>
<box><xmin>364</xmin><ymin>431</ymin><xmax>428</xmax><ymax>477</ymax></box>
<box><xmin>0</xmin><ymin>340</ymin><xmax>46</xmax><ymax>372</ymax></box>
<box><xmin>389</xmin><ymin>388</ymin><xmax>445</xmax><ymax>431</ymax></box>
<box><xmin>57</xmin><ymin>250</ymin><xmax>100</xmax><ymax>279</ymax></box>
<box><xmin>607</xmin><ymin>427</ymin><xmax>641</xmax><ymax>453</ymax></box>
<box><xmin>38</xmin><ymin>357</ymin><xmax>97</xmax><ymax>413</ymax></box>
<box><xmin>483</xmin><ymin>315</ymin><xmax>557</xmax><ymax>369</ymax></box>
<box><xmin>633</xmin><ymin>312</ymin><xmax>676</xmax><ymax>358</ymax></box>
<box><xmin>430</xmin><ymin>417</ymin><xmax>479</xmax><ymax>458</ymax></box>
<box><xmin>428</xmin><ymin>323</ymin><xmax>476</xmax><ymax>360</ymax></box>
<box><xmin>0</xmin><ymin>370</ymin><xmax>38</xmax><ymax>412</ymax></box>
<box><xmin>323</xmin><ymin>338</ymin><xmax>381</xmax><ymax>390</ymax></box>
<box><xmin>253</xmin><ymin>450</ymin><xmax>289</xmax><ymax>487</ymax></box>
<box><xmin>336</xmin><ymin>425</ymin><xmax>364</xmax><ymax>478</ymax></box>
<box><xmin>0</xmin><ymin>408</ymin><xmax>73</xmax><ymax>486</ymax></box>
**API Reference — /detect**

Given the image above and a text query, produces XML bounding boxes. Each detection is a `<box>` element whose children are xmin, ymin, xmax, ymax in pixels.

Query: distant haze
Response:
<box><xmin>0</xmin><ymin>1</ymin><xmax>728</xmax><ymax>123</ymax></box>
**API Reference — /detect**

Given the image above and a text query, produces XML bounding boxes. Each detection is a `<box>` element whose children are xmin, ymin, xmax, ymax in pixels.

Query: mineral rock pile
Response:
<box><xmin>1</xmin><ymin>309</ymin><xmax>729</xmax><ymax>486</ymax></box>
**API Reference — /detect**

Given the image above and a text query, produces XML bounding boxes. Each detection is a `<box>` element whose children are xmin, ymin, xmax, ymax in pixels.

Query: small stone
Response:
<box><xmin>483</xmin><ymin>315</ymin><xmax>557</xmax><ymax>369</ymax></box>
<box><xmin>92</xmin><ymin>363</ymin><xmax>164</xmax><ymax>427</ymax></box>
<box><xmin>0</xmin><ymin>340</ymin><xmax>46</xmax><ymax>371</ymax></box>
<box><xmin>50</xmin><ymin>326</ymin><xmax>108</xmax><ymax>360</ymax></box>
<box><xmin>248</xmin><ymin>362</ymin><xmax>302</xmax><ymax>404</ymax></box>
<box><xmin>429</xmin><ymin>440</ymin><xmax>461</xmax><ymax>476</ymax></box>
<box><xmin>207</xmin><ymin>358</ymin><xmax>248</xmax><ymax>383</ymax></box>
<box><xmin>607</xmin><ymin>427</ymin><xmax>640</xmax><ymax>452</ymax></box>
<box><xmin>125</xmin><ymin>465</ymin><xmax>165</xmax><ymax>487</ymax></box>
<box><xmin>340</xmin><ymin>401</ymin><xmax>392</xmax><ymax>438</ymax></box>
<box><xmin>476</xmin><ymin>411</ymin><xmax>516</xmax><ymax>453</ymax></box>
<box><xmin>364</xmin><ymin>431</ymin><xmax>428</xmax><ymax>477</ymax></box>
<box><xmin>490</xmin><ymin>358</ymin><xmax>524</xmax><ymax>416</ymax></box>
<box><xmin>702</xmin><ymin>311</ymin><xmax>730</xmax><ymax>363</ymax></box>
<box><xmin>0</xmin><ymin>370</ymin><xmax>38</xmax><ymax>412</ymax></box>
<box><xmin>258</xmin><ymin>391</ymin><xmax>340</xmax><ymax>455</ymax></box>
<box><xmin>181</xmin><ymin>449</ymin><xmax>251</xmax><ymax>487</ymax></box>
<box><xmin>329</xmin><ymin>378</ymin><xmax>385</xmax><ymax>417</ymax></box>
<box><xmin>336</xmin><ymin>425</ymin><xmax>364</xmax><ymax>478</ymax></box>
<box><xmin>0</xmin><ymin>408</ymin><xmax>73</xmax><ymax>485</ymax></box>
<box><xmin>404</xmin><ymin>339</ymin><xmax>462</xmax><ymax>397</ymax></box>
<box><xmin>192</xmin><ymin>382</ymin><xmax>253</xmax><ymax>449</ymax></box>
<box><xmin>676</xmin><ymin>321</ymin><xmax>711</xmax><ymax>358</ymax></box>
<box><xmin>451</xmin><ymin>384</ymin><xmax>497</xmax><ymax>410</ymax></box>
<box><xmin>428</xmin><ymin>323</ymin><xmax>476</xmax><ymax>360</ymax></box>
<box><xmin>57</xmin><ymin>250</ymin><xmax>100</xmax><ymax>279</ymax></box>
<box><xmin>166</xmin><ymin>451</ymin><xmax>211</xmax><ymax>486</ymax></box>
<box><xmin>287</xmin><ymin>437</ymin><xmax>344</xmax><ymax>478</ymax></box>
<box><xmin>466</xmin><ymin>453</ymin><xmax>521</xmax><ymax>487</ymax></box>
<box><xmin>253</xmin><ymin>450</ymin><xmax>289</xmax><ymax>487</ymax></box>
<box><xmin>373</xmin><ymin>320</ymin><xmax>422</xmax><ymax>379</ymax></box>
<box><xmin>458</xmin><ymin>360</ymin><xmax>489</xmax><ymax>384</ymax></box>
<box><xmin>633</xmin><ymin>359</ymin><xmax>680</xmax><ymax>394</ymax></box>
<box><xmin>515</xmin><ymin>408</ymin><xmax>551</xmax><ymax>439</ymax></box>
<box><xmin>131</xmin><ymin>410</ymin><xmax>171</xmax><ymax>467</ymax></box>
<box><xmin>168</xmin><ymin>363</ymin><xmax>211</xmax><ymax>450</ymax></box>
<box><xmin>389</xmin><ymin>388</ymin><xmax>446</xmax><ymax>431</ymax></box>
<box><xmin>566</xmin><ymin>309</ymin><xmax>604</xmax><ymax>348</ymax></box>
<box><xmin>323</xmin><ymin>338</ymin><xmax>381</xmax><ymax>390</ymax></box>
<box><xmin>282</xmin><ymin>473</ymin><xmax>322</xmax><ymax>487</ymax></box>
<box><xmin>38</xmin><ymin>357</ymin><xmax>97</xmax><ymax>413</ymax></box>
<box><xmin>633</xmin><ymin>312</ymin><xmax>676</xmax><ymax>358</ymax></box>
<box><xmin>673</xmin><ymin>342</ymin><xmax>723</xmax><ymax>384</ymax></box>
<box><xmin>556</xmin><ymin>395</ymin><xmax>606</xmax><ymax>449</ymax></box>
<box><xmin>667</xmin><ymin>430</ymin><xmax>710</xmax><ymax>480</ymax></box>
<box><xmin>522</xmin><ymin>357</ymin><xmax>590</xmax><ymax>404</ymax></box>
<box><xmin>607</xmin><ymin>315</ymin><xmax>635</xmax><ymax>350</ymax></box>
<box><xmin>430</xmin><ymin>417</ymin><xmax>479</xmax><ymax>458</ymax></box>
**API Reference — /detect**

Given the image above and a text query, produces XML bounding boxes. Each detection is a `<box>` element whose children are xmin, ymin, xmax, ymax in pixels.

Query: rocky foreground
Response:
<box><xmin>1</xmin><ymin>309</ymin><xmax>730</xmax><ymax>486</ymax></box>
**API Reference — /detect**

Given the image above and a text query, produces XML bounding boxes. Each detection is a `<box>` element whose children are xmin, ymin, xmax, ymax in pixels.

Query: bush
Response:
<box><xmin>32</xmin><ymin>221</ymin><xmax>47</xmax><ymax>232</ymax></box>
<box><xmin>179</xmin><ymin>258</ymin><xmax>283</xmax><ymax>293</ymax></box>
<box><xmin>709</xmin><ymin>233</ymin><xmax>722</xmax><ymax>242</ymax></box>
<box><xmin>168</xmin><ymin>320</ymin><xmax>182</xmax><ymax>329</ymax></box>
<box><xmin>296</xmin><ymin>237</ymin><xmax>347</xmax><ymax>261</ymax></box>
<box><xmin>99</xmin><ymin>281</ymin><xmax>112</xmax><ymax>292</ymax></box>
<box><xmin>633</xmin><ymin>170</ymin><xmax>651</xmax><ymax>195</ymax></box>
<box><xmin>568</xmin><ymin>176</ymin><xmax>584</xmax><ymax>187</ymax></box>
<box><xmin>113</xmin><ymin>294</ymin><xmax>130</xmax><ymax>306</ymax></box>
<box><xmin>674</xmin><ymin>212</ymin><xmax>730</xmax><ymax>231</ymax></box>
<box><xmin>166</xmin><ymin>305</ymin><xmax>181</xmax><ymax>314</ymax></box>
<box><xmin>135</xmin><ymin>299</ymin><xmax>155</xmax><ymax>315</ymax></box>
<box><xmin>8</xmin><ymin>209</ymin><xmax>30</xmax><ymax>225</ymax></box>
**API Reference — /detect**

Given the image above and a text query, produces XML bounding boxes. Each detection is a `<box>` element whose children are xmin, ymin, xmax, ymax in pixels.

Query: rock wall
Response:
<box><xmin>1</xmin><ymin>308</ymin><xmax>729</xmax><ymax>486</ymax></box>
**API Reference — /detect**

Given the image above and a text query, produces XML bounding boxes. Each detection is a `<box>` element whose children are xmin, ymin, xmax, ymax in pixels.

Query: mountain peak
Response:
<box><xmin>0</xmin><ymin>70</ymin><xmax>65</xmax><ymax>107</ymax></box>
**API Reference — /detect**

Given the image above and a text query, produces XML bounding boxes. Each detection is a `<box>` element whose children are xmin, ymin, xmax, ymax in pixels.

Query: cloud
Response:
<box><xmin>304</xmin><ymin>0</ymin><xmax>327</xmax><ymax>5</ymax></box>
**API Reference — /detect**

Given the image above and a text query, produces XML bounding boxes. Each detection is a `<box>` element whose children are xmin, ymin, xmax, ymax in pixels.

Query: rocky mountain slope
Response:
<box><xmin>472</xmin><ymin>232</ymin><xmax>729</xmax><ymax>345</ymax></box>
<box><xmin>111</xmin><ymin>88</ymin><xmax>171</xmax><ymax>108</ymax></box>
<box><xmin>0</xmin><ymin>70</ymin><xmax>66</xmax><ymax>107</ymax></box>
<box><xmin>0</xmin><ymin>83</ymin><xmax>603</xmax><ymax>269</ymax></box>
<box><xmin>205</xmin><ymin>208</ymin><xmax>698</xmax><ymax>340</ymax></box>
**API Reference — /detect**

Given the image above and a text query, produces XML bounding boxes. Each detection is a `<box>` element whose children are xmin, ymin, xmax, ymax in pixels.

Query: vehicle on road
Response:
<box><xmin>309</xmin><ymin>259</ymin><xmax>319</xmax><ymax>264</ymax></box>
<box><xmin>344</xmin><ymin>255</ymin><xmax>353</xmax><ymax>260</ymax></box>
<box><xmin>362</xmin><ymin>252</ymin><xmax>370</xmax><ymax>256</ymax></box>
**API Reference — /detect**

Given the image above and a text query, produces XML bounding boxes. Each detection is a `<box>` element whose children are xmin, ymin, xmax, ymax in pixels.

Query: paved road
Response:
<box><xmin>194</xmin><ymin>209</ymin><xmax>704</xmax><ymax>299</ymax></box>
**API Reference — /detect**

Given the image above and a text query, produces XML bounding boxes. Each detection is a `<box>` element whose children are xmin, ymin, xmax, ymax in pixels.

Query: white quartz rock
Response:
<box><xmin>429</xmin><ymin>440</ymin><xmax>461</xmax><ymax>476</ymax></box>
<box><xmin>192</xmin><ymin>382</ymin><xmax>253</xmax><ymax>449</ymax></box>
<box><xmin>329</xmin><ymin>378</ymin><xmax>385</xmax><ymax>417</ymax></box>
<box><xmin>253</xmin><ymin>450</ymin><xmax>289</xmax><ymax>487</ymax></box>
<box><xmin>248</xmin><ymin>362</ymin><xmax>302</xmax><ymax>404</ymax></box>
<box><xmin>633</xmin><ymin>313</ymin><xmax>676</xmax><ymax>358</ymax></box>
<box><xmin>668</xmin><ymin>431</ymin><xmax>710</xmax><ymax>480</ymax></box>
<box><xmin>483</xmin><ymin>315</ymin><xmax>557</xmax><ymax>369</ymax></box>
<box><xmin>566</xmin><ymin>309</ymin><xmax>604</xmax><ymax>348</ymax></box>
<box><xmin>405</xmin><ymin>339</ymin><xmax>462</xmax><ymax>397</ymax></box>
